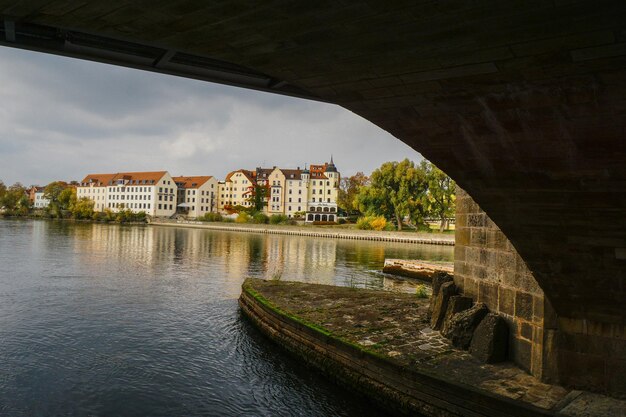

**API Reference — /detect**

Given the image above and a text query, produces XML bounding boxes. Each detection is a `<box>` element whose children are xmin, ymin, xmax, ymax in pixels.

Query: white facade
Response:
<box><xmin>78</xmin><ymin>171</ymin><xmax>177</xmax><ymax>217</ymax></box>
<box><xmin>33</xmin><ymin>190</ymin><xmax>50</xmax><ymax>208</ymax></box>
<box><xmin>173</xmin><ymin>176</ymin><xmax>219</xmax><ymax>218</ymax></box>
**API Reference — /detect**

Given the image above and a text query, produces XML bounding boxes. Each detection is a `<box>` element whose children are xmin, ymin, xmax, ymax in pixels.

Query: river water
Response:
<box><xmin>0</xmin><ymin>219</ymin><xmax>453</xmax><ymax>417</ymax></box>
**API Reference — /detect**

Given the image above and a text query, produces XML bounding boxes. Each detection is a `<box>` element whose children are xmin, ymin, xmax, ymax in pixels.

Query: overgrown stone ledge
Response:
<box><xmin>239</xmin><ymin>278</ymin><xmax>625</xmax><ymax>416</ymax></box>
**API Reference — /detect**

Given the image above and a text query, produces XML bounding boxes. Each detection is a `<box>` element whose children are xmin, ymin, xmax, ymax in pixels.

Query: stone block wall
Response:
<box><xmin>454</xmin><ymin>189</ymin><xmax>558</xmax><ymax>382</ymax></box>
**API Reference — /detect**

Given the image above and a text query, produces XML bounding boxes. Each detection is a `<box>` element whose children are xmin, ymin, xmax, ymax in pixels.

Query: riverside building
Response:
<box><xmin>173</xmin><ymin>176</ymin><xmax>218</xmax><ymax>218</ymax></box>
<box><xmin>251</xmin><ymin>158</ymin><xmax>340</xmax><ymax>222</ymax></box>
<box><xmin>78</xmin><ymin>171</ymin><xmax>177</xmax><ymax>217</ymax></box>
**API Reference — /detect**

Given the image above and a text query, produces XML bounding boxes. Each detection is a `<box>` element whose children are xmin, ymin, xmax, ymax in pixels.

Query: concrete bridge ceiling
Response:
<box><xmin>1</xmin><ymin>1</ymin><xmax>625</xmax><ymax>324</ymax></box>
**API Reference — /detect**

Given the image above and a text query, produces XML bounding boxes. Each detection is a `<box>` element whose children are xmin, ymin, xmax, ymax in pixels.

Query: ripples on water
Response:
<box><xmin>0</xmin><ymin>219</ymin><xmax>453</xmax><ymax>416</ymax></box>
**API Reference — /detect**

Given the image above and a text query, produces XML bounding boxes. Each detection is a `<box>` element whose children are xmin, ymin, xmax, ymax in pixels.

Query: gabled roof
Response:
<box><xmin>280</xmin><ymin>169</ymin><xmax>302</xmax><ymax>180</ymax></box>
<box><xmin>172</xmin><ymin>176</ymin><xmax>214</xmax><ymax>189</ymax></box>
<box><xmin>79</xmin><ymin>173</ymin><xmax>117</xmax><ymax>186</ymax></box>
<box><xmin>226</xmin><ymin>169</ymin><xmax>255</xmax><ymax>183</ymax></box>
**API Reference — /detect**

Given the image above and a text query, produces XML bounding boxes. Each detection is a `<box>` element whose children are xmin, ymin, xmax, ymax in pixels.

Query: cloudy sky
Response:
<box><xmin>0</xmin><ymin>46</ymin><xmax>421</xmax><ymax>187</ymax></box>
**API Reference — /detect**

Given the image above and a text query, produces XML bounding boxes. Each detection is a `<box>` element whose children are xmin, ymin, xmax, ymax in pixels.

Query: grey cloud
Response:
<box><xmin>0</xmin><ymin>46</ymin><xmax>421</xmax><ymax>186</ymax></box>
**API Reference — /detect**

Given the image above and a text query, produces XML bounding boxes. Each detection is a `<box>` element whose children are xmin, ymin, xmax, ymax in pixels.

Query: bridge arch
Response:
<box><xmin>1</xmin><ymin>1</ymin><xmax>625</xmax><ymax>395</ymax></box>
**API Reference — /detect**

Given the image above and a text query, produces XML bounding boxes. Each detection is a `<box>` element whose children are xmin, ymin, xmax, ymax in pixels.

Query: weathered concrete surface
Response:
<box><xmin>240</xmin><ymin>279</ymin><xmax>626</xmax><ymax>416</ymax></box>
<box><xmin>383</xmin><ymin>259</ymin><xmax>454</xmax><ymax>281</ymax></box>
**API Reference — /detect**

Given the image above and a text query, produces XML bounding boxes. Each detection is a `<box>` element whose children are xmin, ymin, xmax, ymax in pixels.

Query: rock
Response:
<box><xmin>430</xmin><ymin>281</ymin><xmax>456</xmax><ymax>330</ymax></box>
<box><xmin>441</xmin><ymin>296</ymin><xmax>474</xmax><ymax>335</ymax></box>
<box><xmin>470</xmin><ymin>313</ymin><xmax>509</xmax><ymax>363</ymax></box>
<box><xmin>430</xmin><ymin>272</ymin><xmax>454</xmax><ymax>312</ymax></box>
<box><xmin>442</xmin><ymin>303</ymin><xmax>488</xmax><ymax>350</ymax></box>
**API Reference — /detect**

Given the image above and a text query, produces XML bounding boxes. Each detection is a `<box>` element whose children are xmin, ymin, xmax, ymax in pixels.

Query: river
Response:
<box><xmin>0</xmin><ymin>219</ymin><xmax>453</xmax><ymax>417</ymax></box>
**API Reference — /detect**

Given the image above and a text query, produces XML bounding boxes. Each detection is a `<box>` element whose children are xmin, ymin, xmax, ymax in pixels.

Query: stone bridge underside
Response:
<box><xmin>1</xmin><ymin>1</ymin><xmax>625</xmax><ymax>394</ymax></box>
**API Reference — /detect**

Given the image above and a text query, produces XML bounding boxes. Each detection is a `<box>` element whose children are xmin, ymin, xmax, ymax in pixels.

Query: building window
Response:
<box><xmin>158</xmin><ymin>204</ymin><xmax>162</xmax><ymax>209</ymax></box>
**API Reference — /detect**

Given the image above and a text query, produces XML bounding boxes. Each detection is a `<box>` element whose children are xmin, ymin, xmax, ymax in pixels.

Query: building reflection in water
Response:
<box><xmin>64</xmin><ymin>222</ymin><xmax>453</xmax><ymax>295</ymax></box>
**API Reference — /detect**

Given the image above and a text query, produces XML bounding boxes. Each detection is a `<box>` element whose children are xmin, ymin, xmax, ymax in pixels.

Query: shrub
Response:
<box><xmin>415</xmin><ymin>285</ymin><xmax>429</xmax><ymax>299</ymax></box>
<box><xmin>370</xmin><ymin>216</ymin><xmax>387</xmax><ymax>231</ymax></box>
<box><xmin>356</xmin><ymin>216</ymin><xmax>388</xmax><ymax>231</ymax></box>
<box><xmin>235</xmin><ymin>212</ymin><xmax>250</xmax><ymax>223</ymax></box>
<box><xmin>269</xmin><ymin>214</ymin><xmax>288</xmax><ymax>225</ymax></box>
<box><xmin>222</xmin><ymin>217</ymin><xmax>235</xmax><ymax>223</ymax></box>
<box><xmin>337</xmin><ymin>218</ymin><xmax>347</xmax><ymax>225</ymax></box>
<box><xmin>312</xmin><ymin>221</ymin><xmax>338</xmax><ymax>226</ymax></box>
<box><xmin>252</xmin><ymin>212</ymin><xmax>269</xmax><ymax>224</ymax></box>
<box><xmin>356</xmin><ymin>216</ymin><xmax>373</xmax><ymax>230</ymax></box>
<box><xmin>200</xmin><ymin>212</ymin><xmax>223</xmax><ymax>222</ymax></box>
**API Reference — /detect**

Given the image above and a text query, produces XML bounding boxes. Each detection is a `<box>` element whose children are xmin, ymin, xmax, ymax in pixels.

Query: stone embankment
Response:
<box><xmin>151</xmin><ymin>219</ymin><xmax>455</xmax><ymax>245</ymax></box>
<box><xmin>239</xmin><ymin>278</ymin><xmax>625</xmax><ymax>417</ymax></box>
<box><xmin>383</xmin><ymin>259</ymin><xmax>454</xmax><ymax>282</ymax></box>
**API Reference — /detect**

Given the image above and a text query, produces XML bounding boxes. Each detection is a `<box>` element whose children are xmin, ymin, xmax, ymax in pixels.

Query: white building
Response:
<box><xmin>78</xmin><ymin>171</ymin><xmax>178</xmax><ymax>217</ymax></box>
<box><xmin>253</xmin><ymin>159</ymin><xmax>340</xmax><ymax>221</ymax></box>
<box><xmin>173</xmin><ymin>176</ymin><xmax>219</xmax><ymax>218</ymax></box>
<box><xmin>33</xmin><ymin>188</ymin><xmax>50</xmax><ymax>209</ymax></box>
<box><xmin>304</xmin><ymin>158</ymin><xmax>340</xmax><ymax>223</ymax></box>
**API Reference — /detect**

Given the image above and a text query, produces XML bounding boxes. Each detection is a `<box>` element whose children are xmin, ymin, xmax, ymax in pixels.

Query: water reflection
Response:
<box><xmin>67</xmin><ymin>223</ymin><xmax>453</xmax><ymax>294</ymax></box>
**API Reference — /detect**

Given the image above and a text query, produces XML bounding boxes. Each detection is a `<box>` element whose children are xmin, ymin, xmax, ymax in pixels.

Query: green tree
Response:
<box><xmin>423</xmin><ymin>162</ymin><xmax>456</xmax><ymax>232</ymax></box>
<box><xmin>247</xmin><ymin>184</ymin><xmax>268</xmax><ymax>212</ymax></box>
<box><xmin>337</xmin><ymin>172</ymin><xmax>369</xmax><ymax>214</ymax></box>
<box><xmin>354</xmin><ymin>159</ymin><xmax>428</xmax><ymax>230</ymax></box>
<box><xmin>71</xmin><ymin>198</ymin><xmax>95</xmax><ymax>219</ymax></box>
<box><xmin>58</xmin><ymin>187</ymin><xmax>76</xmax><ymax>210</ymax></box>
<box><xmin>0</xmin><ymin>180</ymin><xmax>6</xmax><ymax>200</ymax></box>
<box><xmin>43</xmin><ymin>182</ymin><xmax>67</xmax><ymax>205</ymax></box>
<box><xmin>1</xmin><ymin>183</ymin><xmax>28</xmax><ymax>213</ymax></box>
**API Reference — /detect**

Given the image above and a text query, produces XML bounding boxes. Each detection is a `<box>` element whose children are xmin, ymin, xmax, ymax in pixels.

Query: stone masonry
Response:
<box><xmin>455</xmin><ymin>189</ymin><xmax>626</xmax><ymax>397</ymax></box>
<box><xmin>455</xmin><ymin>188</ymin><xmax>558</xmax><ymax>381</ymax></box>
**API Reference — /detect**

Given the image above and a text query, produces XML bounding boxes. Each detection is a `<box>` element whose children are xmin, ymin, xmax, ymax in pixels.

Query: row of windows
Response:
<box><xmin>108</xmin><ymin>202</ymin><xmax>151</xmax><ymax>209</ymax></box>
<box><xmin>158</xmin><ymin>195</ymin><xmax>174</xmax><ymax>201</ymax></box>
<box><xmin>110</xmin><ymin>194</ymin><xmax>151</xmax><ymax>201</ymax></box>
<box><xmin>108</xmin><ymin>186</ymin><xmax>153</xmax><ymax>192</ymax></box>
<box><xmin>184</xmin><ymin>188</ymin><xmax>215</xmax><ymax>195</ymax></box>
<box><xmin>307</xmin><ymin>214</ymin><xmax>336</xmax><ymax>222</ymax></box>
<box><xmin>311</xmin><ymin>198</ymin><xmax>332</xmax><ymax>203</ymax></box>
<box><xmin>158</xmin><ymin>187</ymin><xmax>175</xmax><ymax>194</ymax></box>
<box><xmin>309</xmin><ymin>206</ymin><xmax>336</xmax><ymax>212</ymax></box>
<box><xmin>311</xmin><ymin>189</ymin><xmax>332</xmax><ymax>195</ymax></box>
<box><xmin>158</xmin><ymin>204</ymin><xmax>174</xmax><ymax>210</ymax></box>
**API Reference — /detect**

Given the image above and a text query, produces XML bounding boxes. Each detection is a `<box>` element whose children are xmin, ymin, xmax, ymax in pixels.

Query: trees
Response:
<box><xmin>337</xmin><ymin>172</ymin><xmax>369</xmax><ymax>214</ymax></box>
<box><xmin>353</xmin><ymin>159</ymin><xmax>456</xmax><ymax>232</ymax></box>
<box><xmin>247</xmin><ymin>184</ymin><xmax>268</xmax><ymax>212</ymax></box>
<box><xmin>423</xmin><ymin>162</ymin><xmax>456</xmax><ymax>232</ymax></box>
<box><xmin>0</xmin><ymin>183</ymin><xmax>29</xmax><ymax>214</ymax></box>
<box><xmin>58</xmin><ymin>187</ymin><xmax>76</xmax><ymax>211</ymax></box>
<box><xmin>71</xmin><ymin>198</ymin><xmax>95</xmax><ymax>219</ymax></box>
<box><xmin>354</xmin><ymin>159</ymin><xmax>428</xmax><ymax>230</ymax></box>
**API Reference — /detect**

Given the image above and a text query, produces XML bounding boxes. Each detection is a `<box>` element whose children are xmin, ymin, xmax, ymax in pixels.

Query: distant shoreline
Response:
<box><xmin>150</xmin><ymin>219</ymin><xmax>455</xmax><ymax>246</ymax></box>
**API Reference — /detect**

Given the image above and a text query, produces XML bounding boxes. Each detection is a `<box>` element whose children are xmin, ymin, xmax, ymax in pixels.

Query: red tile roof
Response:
<box><xmin>172</xmin><ymin>176</ymin><xmax>214</xmax><ymax>189</ymax></box>
<box><xmin>80</xmin><ymin>171</ymin><xmax>168</xmax><ymax>186</ymax></box>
